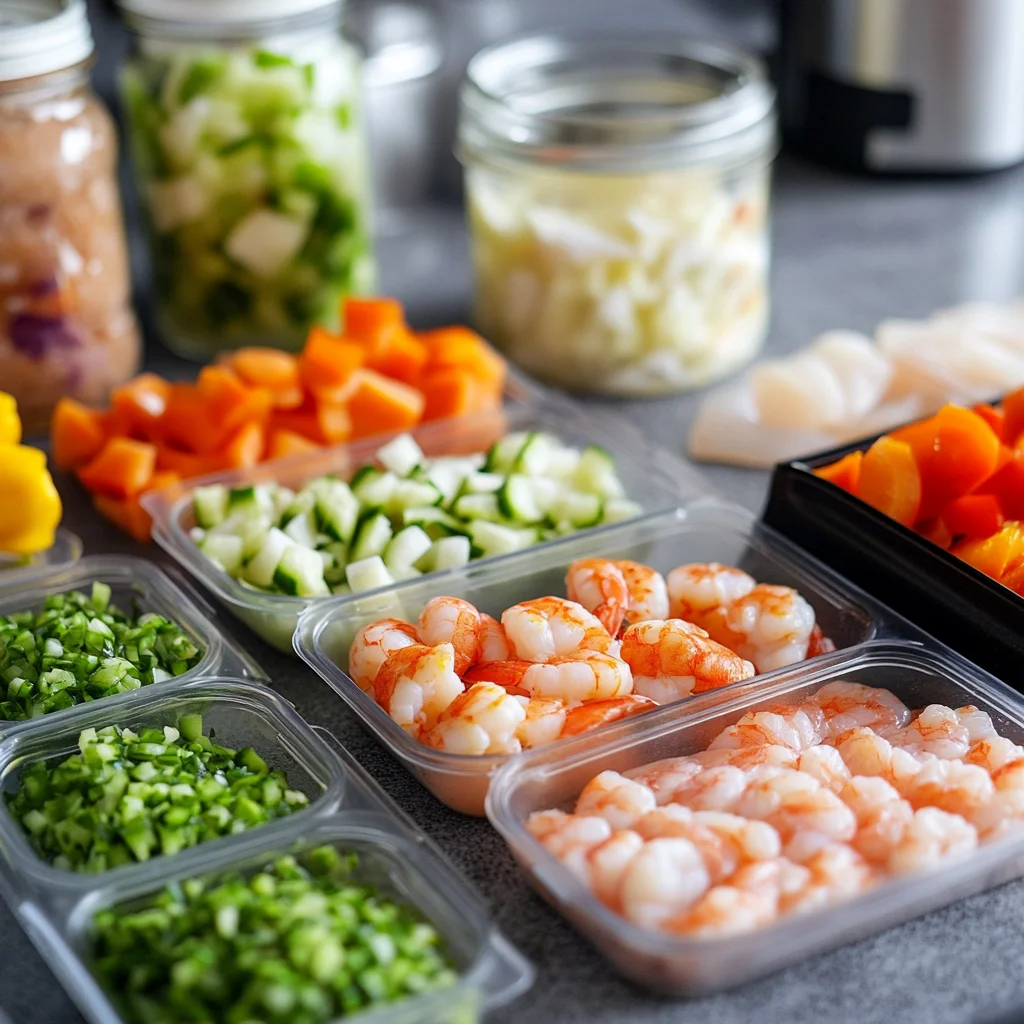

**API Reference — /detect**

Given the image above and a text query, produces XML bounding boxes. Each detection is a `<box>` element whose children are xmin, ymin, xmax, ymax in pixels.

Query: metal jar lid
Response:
<box><xmin>0</xmin><ymin>0</ymin><xmax>93</xmax><ymax>83</ymax></box>
<box><xmin>117</xmin><ymin>0</ymin><xmax>344</xmax><ymax>39</ymax></box>
<box><xmin>459</xmin><ymin>34</ymin><xmax>777</xmax><ymax>173</ymax></box>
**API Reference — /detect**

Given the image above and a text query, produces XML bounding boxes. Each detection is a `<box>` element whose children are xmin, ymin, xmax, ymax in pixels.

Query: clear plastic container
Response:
<box><xmin>0</xmin><ymin>555</ymin><xmax>264</xmax><ymax>739</ymax></box>
<box><xmin>144</xmin><ymin>398</ymin><xmax>692</xmax><ymax>654</ymax></box>
<box><xmin>0</xmin><ymin>528</ymin><xmax>82</xmax><ymax>586</ymax></box>
<box><xmin>0</xmin><ymin>715</ymin><xmax>533</xmax><ymax>1024</ymax></box>
<box><xmin>295</xmin><ymin>503</ymin><xmax>892</xmax><ymax>816</ymax></box>
<box><xmin>0</xmin><ymin>678</ymin><xmax>344</xmax><ymax>890</ymax></box>
<box><xmin>485</xmin><ymin>641</ymin><xmax>1024</xmax><ymax>995</ymax></box>
<box><xmin>458</xmin><ymin>36</ymin><xmax>776</xmax><ymax>396</ymax></box>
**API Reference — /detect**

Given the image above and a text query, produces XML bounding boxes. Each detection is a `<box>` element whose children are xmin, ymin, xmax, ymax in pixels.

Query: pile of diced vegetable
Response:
<box><xmin>191</xmin><ymin>431</ymin><xmax>640</xmax><ymax>597</ymax></box>
<box><xmin>0</xmin><ymin>584</ymin><xmax>203</xmax><ymax>722</ymax></box>
<box><xmin>6</xmin><ymin>716</ymin><xmax>308</xmax><ymax>871</ymax></box>
<box><xmin>91</xmin><ymin>845</ymin><xmax>457</xmax><ymax>1024</ymax></box>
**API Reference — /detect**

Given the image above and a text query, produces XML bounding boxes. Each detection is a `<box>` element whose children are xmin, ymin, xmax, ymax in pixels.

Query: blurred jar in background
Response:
<box><xmin>459</xmin><ymin>35</ymin><xmax>777</xmax><ymax>397</ymax></box>
<box><xmin>0</xmin><ymin>0</ymin><xmax>140</xmax><ymax>434</ymax></box>
<box><xmin>118</xmin><ymin>0</ymin><xmax>375</xmax><ymax>359</ymax></box>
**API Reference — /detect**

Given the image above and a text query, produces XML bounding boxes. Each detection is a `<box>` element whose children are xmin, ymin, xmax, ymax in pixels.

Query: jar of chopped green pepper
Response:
<box><xmin>117</xmin><ymin>0</ymin><xmax>375</xmax><ymax>359</ymax></box>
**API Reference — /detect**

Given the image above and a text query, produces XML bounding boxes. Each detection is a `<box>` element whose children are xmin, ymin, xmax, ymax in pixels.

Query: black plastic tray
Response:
<box><xmin>762</xmin><ymin>433</ymin><xmax>1024</xmax><ymax>687</ymax></box>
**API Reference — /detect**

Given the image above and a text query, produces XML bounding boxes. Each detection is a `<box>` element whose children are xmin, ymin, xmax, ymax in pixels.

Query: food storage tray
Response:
<box><xmin>0</xmin><ymin>555</ymin><xmax>265</xmax><ymax>741</ymax></box>
<box><xmin>762</xmin><ymin>432</ymin><xmax>1024</xmax><ymax>686</ymax></box>
<box><xmin>0</xmin><ymin>529</ymin><xmax>82</xmax><ymax>586</ymax></box>
<box><xmin>145</xmin><ymin>397</ymin><xmax>697</xmax><ymax>654</ymax></box>
<box><xmin>485</xmin><ymin>640</ymin><xmax>1024</xmax><ymax>995</ymax></box>
<box><xmin>0</xmin><ymin>680</ymin><xmax>533</xmax><ymax>1024</ymax></box>
<box><xmin>0</xmin><ymin>678</ymin><xmax>346</xmax><ymax>894</ymax></box>
<box><xmin>295</xmin><ymin>501</ymin><xmax>914</xmax><ymax>816</ymax></box>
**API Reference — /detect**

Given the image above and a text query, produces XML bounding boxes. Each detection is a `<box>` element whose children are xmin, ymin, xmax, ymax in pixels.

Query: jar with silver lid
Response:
<box><xmin>458</xmin><ymin>35</ymin><xmax>777</xmax><ymax>396</ymax></box>
<box><xmin>0</xmin><ymin>0</ymin><xmax>140</xmax><ymax>433</ymax></box>
<box><xmin>118</xmin><ymin>0</ymin><xmax>374</xmax><ymax>359</ymax></box>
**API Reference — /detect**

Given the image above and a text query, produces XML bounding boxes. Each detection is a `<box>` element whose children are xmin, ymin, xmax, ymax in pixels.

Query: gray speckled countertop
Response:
<box><xmin>7</xmin><ymin>156</ymin><xmax>1024</xmax><ymax>1024</ymax></box>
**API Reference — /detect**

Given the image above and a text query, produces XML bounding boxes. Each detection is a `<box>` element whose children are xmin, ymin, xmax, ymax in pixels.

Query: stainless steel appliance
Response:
<box><xmin>776</xmin><ymin>0</ymin><xmax>1024</xmax><ymax>172</ymax></box>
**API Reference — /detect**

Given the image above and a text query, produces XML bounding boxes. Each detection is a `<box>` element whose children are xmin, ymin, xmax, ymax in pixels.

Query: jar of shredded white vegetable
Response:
<box><xmin>458</xmin><ymin>36</ymin><xmax>777</xmax><ymax>396</ymax></box>
<box><xmin>118</xmin><ymin>0</ymin><xmax>374</xmax><ymax>359</ymax></box>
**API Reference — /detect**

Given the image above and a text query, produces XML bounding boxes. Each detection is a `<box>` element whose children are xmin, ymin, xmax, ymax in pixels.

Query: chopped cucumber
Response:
<box><xmin>428</xmin><ymin>535</ymin><xmax>471</xmax><ymax>571</ymax></box>
<box><xmin>484</xmin><ymin>432</ymin><xmax>529</xmax><ymax>473</ymax></box>
<box><xmin>349</xmin><ymin>513</ymin><xmax>393</xmax><ymax>562</ymax></box>
<box><xmin>243</xmin><ymin>528</ymin><xmax>293</xmax><ymax>588</ymax></box>
<box><xmin>498</xmin><ymin>475</ymin><xmax>548</xmax><ymax>524</ymax></box>
<box><xmin>273</xmin><ymin>545</ymin><xmax>328</xmax><ymax>596</ymax></box>
<box><xmin>574</xmin><ymin>445</ymin><xmax>626</xmax><ymax>499</ymax></box>
<box><xmin>603</xmin><ymin>497</ymin><xmax>643</xmax><ymax>523</ymax></box>
<box><xmin>469</xmin><ymin>520</ymin><xmax>536</xmax><ymax>558</ymax></box>
<box><xmin>193</xmin><ymin>485</ymin><xmax>228</xmax><ymax>528</ymax></box>
<box><xmin>312</xmin><ymin>478</ymin><xmax>359</xmax><ymax>542</ymax></box>
<box><xmin>283</xmin><ymin>509</ymin><xmax>319</xmax><ymax>548</ymax></box>
<box><xmin>383</xmin><ymin>526</ymin><xmax>433</xmax><ymax>574</ymax></box>
<box><xmin>198</xmin><ymin>534</ymin><xmax>244</xmax><ymax>575</ymax></box>
<box><xmin>345</xmin><ymin>555</ymin><xmax>394</xmax><ymax>593</ymax></box>
<box><xmin>353</xmin><ymin>470</ymin><xmax>399</xmax><ymax>510</ymax></box>
<box><xmin>547</xmin><ymin>490</ymin><xmax>603</xmax><ymax>529</ymax></box>
<box><xmin>402</xmin><ymin>506</ymin><xmax>467</xmax><ymax>538</ymax></box>
<box><xmin>453</xmin><ymin>493</ymin><xmax>504</xmax><ymax>523</ymax></box>
<box><xmin>375</xmin><ymin>434</ymin><xmax>423</xmax><ymax>476</ymax></box>
<box><xmin>385</xmin><ymin>479</ymin><xmax>442</xmax><ymax>517</ymax></box>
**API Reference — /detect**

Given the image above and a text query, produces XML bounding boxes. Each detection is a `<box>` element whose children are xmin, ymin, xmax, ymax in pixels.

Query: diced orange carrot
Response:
<box><xmin>160</xmin><ymin>384</ymin><xmax>221</xmax><ymax>454</ymax></box>
<box><xmin>974</xmin><ymin>403</ymin><xmax>1006</xmax><ymax>441</ymax></box>
<box><xmin>51</xmin><ymin>397</ymin><xmax>108</xmax><ymax>470</ymax></box>
<box><xmin>266</xmin><ymin>428</ymin><xmax>321</xmax><ymax>462</ymax></box>
<box><xmin>78</xmin><ymin>437</ymin><xmax>157</xmax><ymax>499</ymax></box>
<box><xmin>346</xmin><ymin>369</ymin><xmax>425</xmax><ymax>439</ymax></box>
<box><xmin>155</xmin><ymin>445</ymin><xmax>225</xmax><ymax>479</ymax></box>
<box><xmin>316</xmin><ymin>401</ymin><xmax>353</xmax><ymax>445</ymax></box>
<box><xmin>197</xmin><ymin>365</ymin><xmax>272</xmax><ymax>433</ymax></box>
<box><xmin>299</xmin><ymin>326</ymin><xmax>365</xmax><ymax>400</ymax></box>
<box><xmin>342</xmin><ymin>296</ymin><xmax>405</xmax><ymax>346</ymax></box>
<box><xmin>420</xmin><ymin>369</ymin><xmax>485</xmax><ymax>422</ymax></box>
<box><xmin>365</xmin><ymin>328</ymin><xmax>428</xmax><ymax>386</ymax></box>
<box><xmin>891</xmin><ymin>404</ymin><xmax>1000</xmax><ymax>520</ymax></box>
<box><xmin>1002</xmin><ymin>387</ymin><xmax>1024</xmax><ymax>446</ymax></box>
<box><xmin>857</xmin><ymin>436</ymin><xmax>921</xmax><ymax>527</ymax></box>
<box><xmin>269</xmin><ymin>396</ymin><xmax>327</xmax><ymax>445</ymax></box>
<box><xmin>953</xmin><ymin>523</ymin><xmax>1024</xmax><ymax>581</ymax></box>
<box><xmin>108</xmin><ymin>373</ymin><xmax>171</xmax><ymax>442</ymax></box>
<box><xmin>814</xmin><ymin>451</ymin><xmax>863</xmax><ymax>495</ymax></box>
<box><xmin>941</xmin><ymin>493</ymin><xmax>1005</xmax><ymax>540</ymax></box>
<box><xmin>225</xmin><ymin>348</ymin><xmax>304</xmax><ymax>409</ymax></box>
<box><xmin>919</xmin><ymin>517</ymin><xmax>954</xmax><ymax>550</ymax></box>
<box><xmin>218</xmin><ymin>421</ymin><xmax>265</xmax><ymax>470</ymax></box>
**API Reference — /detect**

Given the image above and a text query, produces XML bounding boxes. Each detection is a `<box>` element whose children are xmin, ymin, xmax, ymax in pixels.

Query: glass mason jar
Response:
<box><xmin>0</xmin><ymin>0</ymin><xmax>140</xmax><ymax>434</ymax></box>
<box><xmin>118</xmin><ymin>0</ymin><xmax>375</xmax><ymax>359</ymax></box>
<box><xmin>458</xmin><ymin>36</ymin><xmax>777</xmax><ymax>397</ymax></box>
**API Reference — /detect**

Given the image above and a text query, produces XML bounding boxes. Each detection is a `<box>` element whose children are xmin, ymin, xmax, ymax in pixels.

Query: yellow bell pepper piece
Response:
<box><xmin>0</xmin><ymin>392</ymin><xmax>21</xmax><ymax>445</ymax></box>
<box><xmin>0</xmin><ymin>392</ymin><xmax>62</xmax><ymax>555</ymax></box>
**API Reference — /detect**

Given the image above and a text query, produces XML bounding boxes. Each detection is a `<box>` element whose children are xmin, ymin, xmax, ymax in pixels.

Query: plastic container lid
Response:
<box><xmin>117</xmin><ymin>0</ymin><xmax>344</xmax><ymax>36</ymax></box>
<box><xmin>0</xmin><ymin>0</ymin><xmax>93</xmax><ymax>83</ymax></box>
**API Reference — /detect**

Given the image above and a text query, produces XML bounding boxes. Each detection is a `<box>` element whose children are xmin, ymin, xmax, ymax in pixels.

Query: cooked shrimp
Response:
<box><xmin>665</xmin><ymin>876</ymin><xmax>778</xmax><ymax>938</ymax></box>
<box><xmin>527</xmin><ymin>811</ymin><xmax>614</xmax><ymax>884</ymax></box>
<box><xmin>588</xmin><ymin>830</ymin><xmax>646</xmax><ymax>909</ymax></box>
<box><xmin>702</xmin><ymin>744</ymin><xmax>801</xmax><ymax>772</ymax></box>
<box><xmin>417</xmin><ymin>597</ymin><xmax>481</xmax><ymax>675</ymax></box>
<box><xmin>575</xmin><ymin>770</ymin><xmax>657</xmax><ymax>830</ymax></box>
<box><xmin>904</xmin><ymin>759</ymin><xmax>994</xmax><ymax>816</ymax></box>
<box><xmin>840</xmin><ymin>776</ymin><xmax>913</xmax><ymax>863</ymax></box>
<box><xmin>886</xmin><ymin>807</ymin><xmax>977</xmax><ymax>875</ymax></box>
<box><xmin>965</xmin><ymin>736</ymin><xmax>1024</xmax><ymax>774</ymax></box>
<box><xmin>617</xmin><ymin>561</ymin><xmax>670</xmax><ymax>625</ymax></box>
<box><xmin>834</xmin><ymin>728</ymin><xmax>924</xmax><ymax>793</ymax></box>
<box><xmin>373</xmin><ymin>643</ymin><xmax>464</xmax><ymax>736</ymax></box>
<box><xmin>621</xmin><ymin>619</ymin><xmax>755</xmax><ymax>704</ymax></box>
<box><xmin>348</xmin><ymin>619</ymin><xmax>420</xmax><ymax>692</ymax></box>
<box><xmin>970</xmin><ymin>789</ymin><xmax>1024</xmax><ymax>841</ymax></box>
<box><xmin>806</xmin><ymin>624</ymin><xmax>837</xmax><ymax>659</ymax></box>
<box><xmin>707</xmin><ymin>584</ymin><xmax>817</xmax><ymax>673</ymax></box>
<box><xmin>619</xmin><ymin>837</ymin><xmax>711</xmax><ymax>929</ymax></box>
<box><xmin>561</xmin><ymin>694</ymin><xmax>658</xmax><ymax>736</ymax></box>
<box><xmin>783</xmin><ymin>844</ymin><xmax>874</xmax><ymax>913</ymax></box>
<box><xmin>666</xmin><ymin>562</ymin><xmax>756</xmax><ymax>625</ymax></box>
<box><xmin>955</xmin><ymin>706</ymin><xmax>998</xmax><ymax>743</ymax></box>
<box><xmin>809</xmin><ymin>681</ymin><xmax>911</xmax><ymax>739</ymax></box>
<box><xmin>502</xmin><ymin>596</ymin><xmax>615</xmax><ymax>662</ymax></box>
<box><xmin>515</xmin><ymin>698</ymin><xmax>568</xmax><ymax>748</ymax></box>
<box><xmin>734</xmin><ymin>769</ymin><xmax>857</xmax><ymax>843</ymax></box>
<box><xmin>796</xmin><ymin>745</ymin><xmax>852</xmax><ymax>793</ymax></box>
<box><xmin>500</xmin><ymin>650</ymin><xmax>634</xmax><ymax>705</ymax></box>
<box><xmin>708</xmin><ymin>708</ymin><xmax>822</xmax><ymax>755</ymax></box>
<box><xmin>463</xmin><ymin>659</ymin><xmax>533</xmax><ymax>696</ymax></box>
<box><xmin>992</xmin><ymin>758</ymin><xmax>1024</xmax><ymax>792</ymax></box>
<box><xmin>565</xmin><ymin>558</ymin><xmax>630</xmax><ymax>636</ymax></box>
<box><xmin>420</xmin><ymin>681</ymin><xmax>525</xmax><ymax>755</ymax></box>
<box><xmin>478</xmin><ymin>613</ymin><xmax>512</xmax><ymax>663</ymax></box>
<box><xmin>889</xmin><ymin>705</ymin><xmax>971</xmax><ymax>760</ymax></box>
<box><xmin>624</xmin><ymin>757</ymin><xmax>706</xmax><ymax>805</ymax></box>
<box><xmin>658</xmin><ymin>765</ymin><xmax>750</xmax><ymax>813</ymax></box>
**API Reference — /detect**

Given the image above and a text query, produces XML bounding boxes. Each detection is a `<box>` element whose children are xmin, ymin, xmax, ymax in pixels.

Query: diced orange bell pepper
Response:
<box><xmin>420</xmin><ymin>369</ymin><xmax>486</xmax><ymax>422</ymax></box>
<box><xmin>365</xmin><ymin>328</ymin><xmax>428</xmax><ymax>386</ymax></box>
<box><xmin>316</xmin><ymin>401</ymin><xmax>354</xmax><ymax>445</ymax></box>
<box><xmin>420</xmin><ymin>326</ymin><xmax>507</xmax><ymax>387</ymax></box>
<box><xmin>95</xmin><ymin>470</ymin><xmax>181</xmax><ymax>543</ymax></box>
<box><xmin>952</xmin><ymin>522</ymin><xmax>1024</xmax><ymax>581</ymax></box>
<box><xmin>77</xmin><ymin>437</ymin><xmax>157</xmax><ymax>500</ymax></box>
<box><xmin>941</xmin><ymin>493</ymin><xmax>1005</xmax><ymax>540</ymax></box>
<box><xmin>218</xmin><ymin>421</ymin><xmax>265</xmax><ymax>470</ymax></box>
<box><xmin>346</xmin><ymin>369</ymin><xmax>425</xmax><ymax>439</ymax></box>
<box><xmin>108</xmin><ymin>373</ymin><xmax>171</xmax><ymax>442</ymax></box>
<box><xmin>918</xmin><ymin>517</ymin><xmax>954</xmax><ymax>550</ymax></box>
<box><xmin>155</xmin><ymin>445</ymin><xmax>225</xmax><ymax>479</ymax></box>
<box><xmin>1001</xmin><ymin>386</ymin><xmax>1024</xmax><ymax>447</ymax></box>
<box><xmin>265</xmin><ymin>428</ymin><xmax>320</xmax><ymax>462</ymax></box>
<box><xmin>269</xmin><ymin>396</ymin><xmax>327</xmax><ymax>445</ymax></box>
<box><xmin>299</xmin><ymin>326</ymin><xmax>365</xmax><ymax>401</ymax></box>
<box><xmin>197</xmin><ymin>365</ymin><xmax>272</xmax><ymax>434</ymax></box>
<box><xmin>225</xmin><ymin>348</ymin><xmax>304</xmax><ymax>409</ymax></box>
<box><xmin>891</xmin><ymin>404</ymin><xmax>1000</xmax><ymax>520</ymax></box>
<box><xmin>857</xmin><ymin>436</ymin><xmax>922</xmax><ymax>527</ymax></box>
<box><xmin>976</xmin><ymin>450</ymin><xmax>1024</xmax><ymax>520</ymax></box>
<box><xmin>51</xmin><ymin>397</ymin><xmax>108</xmax><ymax>470</ymax></box>
<box><xmin>814</xmin><ymin>451</ymin><xmax>863</xmax><ymax>495</ymax></box>
<box><xmin>160</xmin><ymin>384</ymin><xmax>221</xmax><ymax>455</ymax></box>
<box><xmin>342</xmin><ymin>296</ymin><xmax>405</xmax><ymax>345</ymax></box>
<box><xmin>973</xmin><ymin>403</ymin><xmax>1006</xmax><ymax>441</ymax></box>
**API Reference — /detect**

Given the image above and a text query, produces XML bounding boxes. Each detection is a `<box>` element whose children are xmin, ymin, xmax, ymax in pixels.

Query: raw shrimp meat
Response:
<box><xmin>955</xmin><ymin>706</ymin><xmax>998</xmax><ymax>743</ymax></box>
<box><xmin>421</xmin><ymin>681</ymin><xmax>525</xmax><ymax>755</ymax></box>
<box><xmin>666</xmin><ymin>563</ymin><xmax>756</xmax><ymax>625</ymax></box>
<box><xmin>372</xmin><ymin>643</ymin><xmax>464</xmax><ymax>736</ymax></box>
<box><xmin>886</xmin><ymin>807</ymin><xmax>978</xmax><ymax>875</ymax></box>
<box><xmin>479</xmin><ymin>613</ymin><xmax>512</xmax><ymax>662</ymax></box>
<box><xmin>575</xmin><ymin>770</ymin><xmax>657</xmax><ymax>830</ymax></box>
<box><xmin>707</xmin><ymin>584</ymin><xmax>817</xmax><ymax>673</ymax></box>
<box><xmin>502</xmin><ymin>596</ymin><xmax>615</xmax><ymax>661</ymax></box>
<box><xmin>966</xmin><ymin>736</ymin><xmax>1024</xmax><ymax>774</ymax></box>
<box><xmin>620</xmin><ymin>619</ymin><xmax>755</xmax><ymax>704</ymax></box>
<box><xmin>417</xmin><ymin>597</ymin><xmax>482</xmax><ymax>675</ymax></box>
<box><xmin>619</xmin><ymin>837</ymin><xmax>711</xmax><ymax>929</ymax></box>
<box><xmin>471</xmin><ymin>650</ymin><xmax>634</xmax><ymax>705</ymax></box>
<box><xmin>561</xmin><ymin>695</ymin><xmax>659</xmax><ymax>736</ymax></box>
<box><xmin>809</xmin><ymin>681</ymin><xmax>911</xmax><ymax>739</ymax></box>
<box><xmin>566</xmin><ymin>558</ymin><xmax>669</xmax><ymax>636</ymax></box>
<box><xmin>888</xmin><ymin>705</ymin><xmax>972</xmax><ymax>760</ymax></box>
<box><xmin>348</xmin><ymin>619</ymin><xmax>420</xmax><ymax>691</ymax></box>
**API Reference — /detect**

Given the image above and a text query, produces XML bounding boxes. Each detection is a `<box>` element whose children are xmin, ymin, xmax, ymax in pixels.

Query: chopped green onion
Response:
<box><xmin>0</xmin><ymin>588</ymin><xmax>203</xmax><ymax>722</ymax></box>
<box><xmin>90</xmin><ymin>847</ymin><xmax>457</xmax><ymax>1024</ymax></box>
<box><xmin>6</xmin><ymin>716</ymin><xmax>308</xmax><ymax>871</ymax></box>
